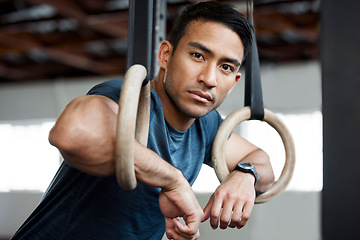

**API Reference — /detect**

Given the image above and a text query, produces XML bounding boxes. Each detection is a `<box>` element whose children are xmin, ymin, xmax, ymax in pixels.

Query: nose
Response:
<box><xmin>199</xmin><ymin>63</ymin><xmax>217</xmax><ymax>88</ymax></box>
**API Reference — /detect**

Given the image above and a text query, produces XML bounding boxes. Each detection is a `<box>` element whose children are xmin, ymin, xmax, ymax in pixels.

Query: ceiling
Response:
<box><xmin>0</xmin><ymin>0</ymin><xmax>320</xmax><ymax>83</ymax></box>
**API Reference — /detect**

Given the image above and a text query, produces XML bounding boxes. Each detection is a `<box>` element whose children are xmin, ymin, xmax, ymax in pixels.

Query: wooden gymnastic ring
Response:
<box><xmin>212</xmin><ymin>107</ymin><xmax>295</xmax><ymax>203</ymax></box>
<box><xmin>115</xmin><ymin>64</ymin><xmax>150</xmax><ymax>190</ymax></box>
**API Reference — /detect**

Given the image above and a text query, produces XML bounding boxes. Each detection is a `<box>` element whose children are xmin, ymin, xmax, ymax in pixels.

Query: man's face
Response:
<box><xmin>163</xmin><ymin>20</ymin><xmax>244</xmax><ymax>119</ymax></box>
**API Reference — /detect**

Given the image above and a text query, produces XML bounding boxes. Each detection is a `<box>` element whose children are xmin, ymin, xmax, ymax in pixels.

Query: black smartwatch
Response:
<box><xmin>232</xmin><ymin>162</ymin><xmax>258</xmax><ymax>187</ymax></box>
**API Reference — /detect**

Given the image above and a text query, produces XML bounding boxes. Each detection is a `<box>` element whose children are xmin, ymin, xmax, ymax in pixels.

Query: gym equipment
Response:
<box><xmin>212</xmin><ymin>0</ymin><xmax>295</xmax><ymax>203</ymax></box>
<box><xmin>115</xmin><ymin>65</ymin><xmax>149</xmax><ymax>190</ymax></box>
<box><xmin>212</xmin><ymin>107</ymin><xmax>295</xmax><ymax>203</ymax></box>
<box><xmin>115</xmin><ymin>0</ymin><xmax>295</xmax><ymax>202</ymax></box>
<box><xmin>115</xmin><ymin>0</ymin><xmax>164</xmax><ymax>190</ymax></box>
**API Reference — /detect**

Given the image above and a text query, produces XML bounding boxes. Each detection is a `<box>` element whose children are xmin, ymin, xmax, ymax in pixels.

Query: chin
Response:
<box><xmin>176</xmin><ymin>99</ymin><xmax>218</xmax><ymax>119</ymax></box>
<box><xmin>184</xmin><ymin>107</ymin><xmax>213</xmax><ymax>119</ymax></box>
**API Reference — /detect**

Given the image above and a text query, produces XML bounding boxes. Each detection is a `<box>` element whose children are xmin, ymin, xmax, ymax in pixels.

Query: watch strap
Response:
<box><xmin>232</xmin><ymin>162</ymin><xmax>258</xmax><ymax>187</ymax></box>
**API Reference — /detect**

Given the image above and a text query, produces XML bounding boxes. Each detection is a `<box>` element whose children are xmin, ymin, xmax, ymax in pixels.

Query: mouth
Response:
<box><xmin>188</xmin><ymin>90</ymin><xmax>214</xmax><ymax>103</ymax></box>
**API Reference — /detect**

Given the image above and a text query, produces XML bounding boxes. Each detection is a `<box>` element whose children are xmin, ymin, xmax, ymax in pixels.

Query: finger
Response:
<box><xmin>201</xmin><ymin>194</ymin><xmax>214</xmax><ymax>222</ymax></box>
<box><xmin>237</xmin><ymin>201</ymin><xmax>254</xmax><ymax>229</ymax></box>
<box><xmin>174</xmin><ymin>219</ymin><xmax>192</xmax><ymax>239</ymax></box>
<box><xmin>165</xmin><ymin>218</ymin><xmax>177</xmax><ymax>239</ymax></box>
<box><xmin>209</xmin><ymin>193</ymin><xmax>224</xmax><ymax>229</ymax></box>
<box><xmin>219</xmin><ymin>197</ymin><xmax>235</xmax><ymax>229</ymax></box>
<box><xmin>167</xmin><ymin>224</ymin><xmax>186</xmax><ymax>240</ymax></box>
<box><xmin>166</xmin><ymin>218</ymin><xmax>194</xmax><ymax>240</ymax></box>
<box><xmin>173</xmin><ymin>218</ymin><xmax>200</xmax><ymax>239</ymax></box>
<box><xmin>228</xmin><ymin>201</ymin><xmax>243</xmax><ymax>228</ymax></box>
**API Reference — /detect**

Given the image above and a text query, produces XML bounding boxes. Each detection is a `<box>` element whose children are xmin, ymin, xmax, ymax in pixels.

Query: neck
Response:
<box><xmin>151</xmin><ymin>70</ymin><xmax>195</xmax><ymax>132</ymax></box>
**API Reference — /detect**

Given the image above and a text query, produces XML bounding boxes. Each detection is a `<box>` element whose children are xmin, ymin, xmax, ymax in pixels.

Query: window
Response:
<box><xmin>0</xmin><ymin>120</ymin><xmax>60</xmax><ymax>192</ymax></box>
<box><xmin>0</xmin><ymin>111</ymin><xmax>323</xmax><ymax>193</ymax></box>
<box><xmin>192</xmin><ymin>111</ymin><xmax>323</xmax><ymax>193</ymax></box>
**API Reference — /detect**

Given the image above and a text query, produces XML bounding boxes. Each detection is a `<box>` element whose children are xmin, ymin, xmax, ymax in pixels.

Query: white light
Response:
<box><xmin>193</xmin><ymin>111</ymin><xmax>323</xmax><ymax>193</ymax></box>
<box><xmin>0</xmin><ymin>120</ymin><xmax>60</xmax><ymax>192</ymax></box>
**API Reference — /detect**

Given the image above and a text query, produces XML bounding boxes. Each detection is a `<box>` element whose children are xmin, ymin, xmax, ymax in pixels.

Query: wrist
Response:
<box><xmin>162</xmin><ymin>168</ymin><xmax>188</xmax><ymax>192</ymax></box>
<box><xmin>238</xmin><ymin>171</ymin><xmax>256</xmax><ymax>186</ymax></box>
<box><xmin>232</xmin><ymin>162</ymin><xmax>258</xmax><ymax>187</ymax></box>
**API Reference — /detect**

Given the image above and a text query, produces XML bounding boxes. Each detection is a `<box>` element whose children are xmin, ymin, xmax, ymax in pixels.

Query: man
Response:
<box><xmin>12</xmin><ymin>1</ymin><xmax>274</xmax><ymax>240</ymax></box>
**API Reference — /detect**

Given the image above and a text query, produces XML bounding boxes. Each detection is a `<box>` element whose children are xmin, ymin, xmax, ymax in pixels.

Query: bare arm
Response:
<box><xmin>49</xmin><ymin>95</ymin><xmax>187</xmax><ymax>185</ymax></box>
<box><xmin>224</xmin><ymin>132</ymin><xmax>274</xmax><ymax>194</ymax></box>
<box><xmin>49</xmin><ymin>95</ymin><xmax>118</xmax><ymax>176</ymax></box>
<box><xmin>202</xmin><ymin>132</ymin><xmax>274</xmax><ymax>230</ymax></box>
<box><xmin>49</xmin><ymin>95</ymin><xmax>203</xmax><ymax>239</ymax></box>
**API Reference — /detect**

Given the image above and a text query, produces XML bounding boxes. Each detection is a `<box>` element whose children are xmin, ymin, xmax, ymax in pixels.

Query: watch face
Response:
<box><xmin>234</xmin><ymin>162</ymin><xmax>258</xmax><ymax>187</ymax></box>
<box><xmin>238</xmin><ymin>162</ymin><xmax>252</xmax><ymax>169</ymax></box>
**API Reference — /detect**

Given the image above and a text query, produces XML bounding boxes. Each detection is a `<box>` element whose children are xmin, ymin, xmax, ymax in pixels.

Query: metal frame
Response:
<box><xmin>127</xmin><ymin>0</ymin><xmax>166</xmax><ymax>83</ymax></box>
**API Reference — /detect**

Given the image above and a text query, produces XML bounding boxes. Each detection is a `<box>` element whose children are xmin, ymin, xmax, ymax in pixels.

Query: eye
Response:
<box><xmin>221</xmin><ymin>64</ymin><xmax>235</xmax><ymax>73</ymax></box>
<box><xmin>191</xmin><ymin>52</ymin><xmax>204</xmax><ymax>61</ymax></box>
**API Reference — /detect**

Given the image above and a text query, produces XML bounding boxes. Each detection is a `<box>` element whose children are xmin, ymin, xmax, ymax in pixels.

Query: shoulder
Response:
<box><xmin>197</xmin><ymin>110</ymin><xmax>223</xmax><ymax>141</ymax></box>
<box><xmin>199</xmin><ymin>110</ymin><xmax>223</xmax><ymax>128</ymax></box>
<box><xmin>66</xmin><ymin>94</ymin><xmax>117</xmax><ymax>112</ymax></box>
<box><xmin>87</xmin><ymin>79</ymin><xmax>124</xmax><ymax>104</ymax></box>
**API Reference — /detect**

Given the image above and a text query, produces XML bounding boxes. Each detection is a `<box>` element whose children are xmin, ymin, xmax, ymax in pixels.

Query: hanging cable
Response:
<box><xmin>244</xmin><ymin>0</ymin><xmax>264</xmax><ymax>120</ymax></box>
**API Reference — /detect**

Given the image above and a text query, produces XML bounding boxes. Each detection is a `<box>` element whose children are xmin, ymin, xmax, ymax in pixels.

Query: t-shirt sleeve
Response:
<box><xmin>86</xmin><ymin>79</ymin><xmax>123</xmax><ymax>104</ymax></box>
<box><xmin>202</xmin><ymin>110</ymin><xmax>224</xmax><ymax>165</ymax></box>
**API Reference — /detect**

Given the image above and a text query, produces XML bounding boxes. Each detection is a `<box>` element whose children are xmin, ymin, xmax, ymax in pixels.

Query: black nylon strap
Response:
<box><xmin>245</xmin><ymin>0</ymin><xmax>264</xmax><ymax>120</ymax></box>
<box><xmin>127</xmin><ymin>0</ymin><xmax>153</xmax><ymax>85</ymax></box>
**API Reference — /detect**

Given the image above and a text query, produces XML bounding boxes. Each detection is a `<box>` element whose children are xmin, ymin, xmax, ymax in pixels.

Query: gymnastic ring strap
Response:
<box><xmin>115</xmin><ymin>64</ymin><xmax>150</xmax><ymax>190</ymax></box>
<box><xmin>212</xmin><ymin>107</ymin><xmax>295</xmax><ymax>203</ymax></box>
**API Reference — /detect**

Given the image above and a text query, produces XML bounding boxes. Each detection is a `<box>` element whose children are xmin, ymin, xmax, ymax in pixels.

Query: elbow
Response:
<box><xmin>48</xmin><ymin>124</ymin><xmax>61</xmax><ymax>149</ymax></box>
<box><xmin>256</xmin><ymin>176</ymin><xmax>274</xmax><ymax>196</ymax></box>
<box><xmin>48</xmin><ymin>96</ymin><xmax>91</xmax><ymax>155</ymax></box>
<box><xmin>47</xmin><ymin>96</ymin><xmax>117</xmax><ymax>177</ymax></box>
<box><xmin>49</xmin><ymin>125</ymin><xmax>115</xmax><ymax>177</ymax></box>
<box><xmin>48</xmin><ymin>123</ymin><xmax>76</xmax><ymax>166</ymax></box>
<box><xmin>48</xmin><ymin>122</ymin><xmax>74</xmax><ymax>154</ymax></box>
<box><xmin>265</xmin><ymin>151</ymin><xmax>275</xmax><ymax>187</ymax></box>
<box><xmin>48</xmin><ymin>117</ymin><xmax>83</xmax><ymax>168</ymax></box>
<box><xmin>264</xmin><ymin>170</ymin><xmax>275</xmax><ymax>193</ymax></box>
<box><xmin>256</xmin><ymin>151</ymin><xmax>275</xmax><ymax>194</ymax></box>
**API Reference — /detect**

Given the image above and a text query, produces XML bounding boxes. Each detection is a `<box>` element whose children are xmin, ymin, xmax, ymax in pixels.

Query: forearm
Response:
<box><xmin>49</xmin><ymin>95</ymin><xmax>188</xmax><ymax>190</ymax></box>
<box><xmin>133</xmin><ymin>140</ymin><xmax>188</xmax><ymax>191</ymax></box>
<box><xmin>224</xmin><ymin>133</ymin><xmax>274</xmax><ymax>194</ymax></box>
<box><xmin>237</xmin><ymin>148</ymin><xmax>274</xmax><ymax>194</ymax></box>
<box><xmin>49</xmin><ymin>95</ymin><xmax>189</xmax><ymax>193</ymax></box>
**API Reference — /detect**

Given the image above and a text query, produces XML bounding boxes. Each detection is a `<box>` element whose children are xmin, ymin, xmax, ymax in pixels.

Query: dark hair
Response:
<box><xmin>169</xmin><ymin>1</ymin><xmax>253</xmax><ymax>63</ymax></box>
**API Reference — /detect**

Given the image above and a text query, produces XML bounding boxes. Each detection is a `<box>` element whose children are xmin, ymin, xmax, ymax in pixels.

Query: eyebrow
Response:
<box><xmin>188</xmin><ymin>42</ymin><xmax>241</xmax><ymax>68</ymax></box>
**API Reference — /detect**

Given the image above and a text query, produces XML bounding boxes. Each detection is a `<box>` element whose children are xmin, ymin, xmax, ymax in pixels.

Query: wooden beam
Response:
<box><xmin>0</xmin><ymin>35</ymin><xmax>119</xmax><ymax>75</ymax></box>
<box><xmin>26</xmin><ymin>0</ymin><xmax>125</xmax><ymax>37</ymax></box>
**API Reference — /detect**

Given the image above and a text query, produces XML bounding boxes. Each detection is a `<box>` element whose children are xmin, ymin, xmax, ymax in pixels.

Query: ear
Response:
<box><xmin>228</xmin><ymin>72</ymin><xmax>241</xmax><ymax>94</ymax></box>
<box><xmin>158</xmin><ymin>41</ymin><xmax>173</xmax><ymax>69</ymax></box>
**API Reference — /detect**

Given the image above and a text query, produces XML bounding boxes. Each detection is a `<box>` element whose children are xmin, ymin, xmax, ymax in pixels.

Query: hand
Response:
<box><xmin>202</xmin><ymin>171</ymin><xmax>256</xmax><ymax>229</ymax></box>
<box><xmin>159</xmin><ymin>183</ymin><xmax>204</xmax><ymax>240</ymax></box>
